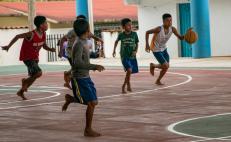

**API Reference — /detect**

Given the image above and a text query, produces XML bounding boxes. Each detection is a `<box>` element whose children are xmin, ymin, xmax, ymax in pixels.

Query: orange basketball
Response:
<box><xmin>185</xmin><ymin>30</ymin><xmax>198</xmax><ymax>44</ymax></box>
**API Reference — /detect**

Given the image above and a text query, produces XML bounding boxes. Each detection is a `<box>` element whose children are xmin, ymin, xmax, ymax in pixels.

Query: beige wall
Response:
<box><xmin>0</xmin><ymin>16</ymin><xmax>72</xmax><ymax>29</ymax></box>
<box><xmin>0</xmin><ymin>16</ymin><xmax>28</xmax><ymax>27</ymax></box>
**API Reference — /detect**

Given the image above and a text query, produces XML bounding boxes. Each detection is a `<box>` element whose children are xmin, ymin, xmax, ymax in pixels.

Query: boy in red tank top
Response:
<box><xmin>1</xmin><ymin>16</ymin><xmax>55</xmax><ymax>100</ymax></box>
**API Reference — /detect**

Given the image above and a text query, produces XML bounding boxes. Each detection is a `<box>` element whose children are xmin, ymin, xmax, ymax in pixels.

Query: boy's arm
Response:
<box><xmin>132</xmin><ymin>32</ymin><xmax>139</xmax><ymax>56</ymax></box>
<box><xmin>172</xmin><ymin>27</ymin><xmax>184</xmax><ymax>40</ymax></box>
<box><xmin>1</xmin><ymin>32</ymin><xmax>32</xmax><ymax>51</ymax></box>
<box><xmin>72</xmin><ymin>42</ymin><xmax>98</xmax><ymax>70</ymax></box>
<box><xmin>43</xmin><ymin>42</ymin><xmax>56</xmax><ymax>52</ymax></box>
<box><xmin>145</xmin><ymin>27</ymin><xmax>161</xmax><ymax>52</ymax></box>
<box><xmin>89</xmin><ymin>32</ymin><xmax>104</xmax><ymax>44</ymax></box>
<box><xmin>113</xmin><ymin>39</ymin><xmax>119</xmax><ymax>57</ymax></box>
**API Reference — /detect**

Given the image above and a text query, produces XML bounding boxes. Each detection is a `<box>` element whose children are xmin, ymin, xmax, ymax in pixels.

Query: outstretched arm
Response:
<box><xmin>89</xmin><ymin>32</ymin><xmax>104</xmax><ymax>45</ymax></box>
<box><xmin>172</xmin><ymin>27</ymin><xmax>184</xmax><ymax>40</ymax></box>
<box><xmin>1</xmin><ymin>32</ymin><xmax>32</xmax><ymax>51</ymax></box>
<box><xmin>113</xmin><ymin>39</ymin><xmax>119</xmax><ymax>57</ymax></box>
<box><xmin>43</xmin><ymin>42</ymin><xmax>56</xmax><ymax>52</ymax></box>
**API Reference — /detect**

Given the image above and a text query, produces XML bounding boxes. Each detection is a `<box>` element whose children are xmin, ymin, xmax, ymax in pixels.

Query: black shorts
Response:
<box><xmin>23</xmin><ymin>60</ymin><xmax>42</xmax><ymax>77</ymax></box>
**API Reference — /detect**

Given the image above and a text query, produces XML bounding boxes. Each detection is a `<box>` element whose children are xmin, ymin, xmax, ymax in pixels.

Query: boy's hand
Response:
<box><xmin>95</xmin><ymin>65</ymin><xmax>105</xmax><ymax>72</ymax></box>
<box><xmin>112</xmin><ymin>51</ymin><xmax>116</xmax><ymax>58</ymax></box>
<box><xmin>132</xmin><ymin>51</ymin><xmax>137</xmax><ymax>57</ymax></box>
<box><xmin>50</xmin><ymin>48</ymin><xmax>56</xmax><ymax>52</ymax></box>
<box><xmin>187</xmin><ymin>27</ymin><xmax>193</xmax><ymax>32</ymax></box>
<box><xmin>1</xmin><ymin>46</ymin><xmax>10</xmax><ymax>52</ymax></box>
<box><xmin>145</xmin><ymin>44</ymin><xmax>150</xmax><ymax>53</ymax></box>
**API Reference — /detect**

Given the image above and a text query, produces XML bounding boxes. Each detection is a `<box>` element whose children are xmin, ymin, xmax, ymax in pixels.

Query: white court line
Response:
<box><xmin>0</xmin><ymin>89</ymin><xmax>60</xmax><ymax>105</ymax></box>
<box><xmin>190</xmin><ymin>136</ymin><xmax>231</xmax><ymax>142</ymax></box>
<box><xmin>0</xmin><ymin>85</ymin><xmax>67</xmax><ymax>90</ymax></box>
<box><xmin>0</xmin><ymin>71</ymin><xmax>192</xmax><ymax>111</ymax></box>
<box><xmin>167</xmin><ymin>113</ymin><xmax>231</xmax><ymax>142</ymax></box>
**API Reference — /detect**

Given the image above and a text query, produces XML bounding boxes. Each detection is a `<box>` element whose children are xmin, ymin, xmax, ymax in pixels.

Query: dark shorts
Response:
<box><xmin>23</xmin><ymin>60</ymin><xmax>42</xmax><ymax>77</ymax></box>
<box><xmin>122</xmin><ymin>58</ymin><xmax>139</xmax><ymax>74</ymax></box>
<box><xmin>153</xmin><ymin>49</ymin><xmax>170</xmax><ymax>65</ymax></box>
<box><xmin>71</xmin><ymin>77</ymin><xmax>97</xmax><ymax>105</ymax></box>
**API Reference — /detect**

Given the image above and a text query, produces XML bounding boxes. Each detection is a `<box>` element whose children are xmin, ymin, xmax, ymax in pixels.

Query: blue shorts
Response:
<box><xmin>122</xmin><ymin>58</ymin><xmax>139</xmax><ymax>74</ymax></box>
<box><xmin>153</xmin><ymin>49</ymin><xmax>170</xmax><ymax>65</ymax></box>
<box><xmin>71</xmin><ymin>77</ymin><xmax>97</xmax><ymax>105</ymax></box>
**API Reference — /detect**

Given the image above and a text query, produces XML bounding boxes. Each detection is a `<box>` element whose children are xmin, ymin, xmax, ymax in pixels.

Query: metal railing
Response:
<box><xmin>46</xmin><ymin>34</ymin><xmax>64</xmax><ymax>62</ymax></box>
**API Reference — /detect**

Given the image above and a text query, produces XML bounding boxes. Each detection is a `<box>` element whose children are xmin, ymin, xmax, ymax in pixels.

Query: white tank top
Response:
<box><xmin>154</xmin><ymin>26</ymin><xmax>173</xmax><ymax>52</ymax></box>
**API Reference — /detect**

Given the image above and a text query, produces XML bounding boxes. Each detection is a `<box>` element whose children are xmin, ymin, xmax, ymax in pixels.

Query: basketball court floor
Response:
<box><xmin>0</xmin><ymin>65</ymin><xmax>231</xmax><ymax>142</ymax></box>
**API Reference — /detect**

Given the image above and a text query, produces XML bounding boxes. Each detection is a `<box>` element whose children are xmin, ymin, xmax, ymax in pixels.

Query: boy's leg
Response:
<box><xmin>17</xmin><ymin>61</ymin><xmax>42</xmax><ymax>100</ymax></box>
<box><xmin>122</xmin><ymin>59</ymin><xmax>132</xmax><ymax>93</ymax></box>
<box><xmin>64</xmin><ymin>70</ymin><xmax>72</xmax><ymax>89</ymax></box>
<box><xmin>153</xmin><ymin>50</ymin><xmax>170</xmax><ymax>85</ymax></box>
<box><xmin>62</xmin><ymin>94</ymin><xmax>75</xmax><ymax>111</ymax></box>
<box><xmin>84</xmin><ymin>101</ymin><xmax>101</xmax><ymax>137</ymax></box>
<box><xmin>123</xmin><ymin>69</ymin><xmax>132</xmax><ymax>93</ymax></box>
<box><xmin>127</xmin><ymin>59</ymin><xmax>138</xmax><ymax>92</ymax></box>
<box><xmin>62</xmin><ymin>78</ymin><xmax>77</xmax><ymax>111</ymax></box>
<box><xmin>64</xmin><ymin>57</ymin><xmax>72</xmax><ymax>89</ymax></box>
<box><xmin>155</xmin><ymin>63</ymin><xmax>169</xmax><ymax>85</ymax></box>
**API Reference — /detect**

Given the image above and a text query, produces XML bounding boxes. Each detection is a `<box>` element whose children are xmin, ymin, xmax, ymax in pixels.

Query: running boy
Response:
<box><xmin>62</xmin><ymin>19</ymin><xmax>105</xmax><ymax>137</ymax></box>
<box><xmin>58</xmin><ymin>15</ymin><xmax>103</xmax><ymax>90</ymax></box>
<box><xmin>1</xmin><ymin>16</ymin><xmax>55</xmax><ymax>100</ymax></box>
<box><xmin>145</xmin><ymin>13</ymin><xmax>184</xmax><ymax>85</ymax></box>
<box><xmin>113</xmin><ymin>18</ymin><xmax>139</xmax><ymax>94</ymax></box>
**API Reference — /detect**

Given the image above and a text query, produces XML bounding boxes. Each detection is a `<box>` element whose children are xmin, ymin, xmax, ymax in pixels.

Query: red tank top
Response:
<box><xmin>19</xmin><ymin>30</ymin><xmax>46</xmax><ymax>61</ymax></box>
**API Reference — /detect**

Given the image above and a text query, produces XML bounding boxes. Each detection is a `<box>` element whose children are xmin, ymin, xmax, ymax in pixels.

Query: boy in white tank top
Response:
<box><xmin>145</xmin><ymin>13</ymin><xmax>185</xmax><ymax>85</ymax></box>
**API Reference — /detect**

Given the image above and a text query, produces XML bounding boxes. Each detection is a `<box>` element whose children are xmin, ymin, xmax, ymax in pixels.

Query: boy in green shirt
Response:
<box><xmin>113</xmin><ymin>18</ymin><xmax>139</xmax><ymax>94</ymax></box>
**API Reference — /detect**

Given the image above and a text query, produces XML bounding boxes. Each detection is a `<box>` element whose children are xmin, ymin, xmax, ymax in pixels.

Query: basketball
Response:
<box><xmin>184</xmin><ymin>29</ymin><xmax>198</xmax><ymax>44</ymax></box>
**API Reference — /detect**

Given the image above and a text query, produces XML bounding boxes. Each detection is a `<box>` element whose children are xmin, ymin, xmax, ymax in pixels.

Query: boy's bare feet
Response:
<box><xmin>84</xmin><ymin>129</ymin><xmax>101</xmax><ymax>137</ymax></box>
<box><xmin>62</xmin><ymin>94</ymin><xmax>74</xmax><ymax>112</ymax></box>
<box><xmin>122</xmin><ymin>84</ymin><xmax>126</xmax><ymax>94</ymax></box>
<box><xmin>150</xmin><ymin>63</ymin><xmax>155</xmax><ymax>76</ymax></box>
<box><xmin>155</xmin><ymin>80</ymin><xmax>164</xmax><ymax>86</ymax></box>
<box><xmin>17</xmin><ymin>89</ymin><xmax>27</xmax><ymax>100</ymax></box>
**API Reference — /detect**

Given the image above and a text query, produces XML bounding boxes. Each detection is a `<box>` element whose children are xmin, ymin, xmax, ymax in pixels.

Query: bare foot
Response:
<box><xmin>150</xmin><ymin>63</ymin><xmax>155</xmax><ymax>76</ymax></box>
<box><xmin>155</xmin><ymin>81</ymin><xmax>164</xmax><ymax>86</ymax></box>
<box><xmin>84</xmin><ymin>129</ymin><xmax>101</xmax><ymax>137</ymax></box>
<box><xmin>122</xmin><ymin>84</ymin><xmax>127</xmax><ymax>94</ymax></box>
<box><xmin>62</xmin><ymin>94</ymin><xmax>74</xmax><ymax>112</ymax></box>
<box><xmin>17</xmin><ymin>89</ymin><xmax>27</xmax><ymax>100</ymax></box>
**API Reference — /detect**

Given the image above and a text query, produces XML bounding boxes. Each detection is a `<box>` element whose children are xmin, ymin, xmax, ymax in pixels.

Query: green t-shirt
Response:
<box><xmin>117</xmin><ymin>31</ymin><xmax>139</xmax><ymax>59</ymax></box>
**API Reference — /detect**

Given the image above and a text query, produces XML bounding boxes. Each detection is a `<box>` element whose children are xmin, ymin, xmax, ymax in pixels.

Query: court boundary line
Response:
<box><xmin>0</xmin><ymin>71</ymin><xmax>192</xmax><ymax>111</ymax></box>
<box><xmin>0</xmin><ymin>88</ymin><xmax>61</xmax><ymax>105</ymax></box>
<box><xmin>167</xmin><ymin>113</ymin><xmax>231</xmax><ymax>142</ymax></box>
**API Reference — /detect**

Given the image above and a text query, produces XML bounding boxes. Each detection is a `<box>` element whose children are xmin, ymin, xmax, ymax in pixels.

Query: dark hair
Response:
<box><xmin>162</xmin><ymin>13</ymin><xmax>172</xmax><ymax>21</ymax></box>
<box><xmin>73</xmin><ymin>19</ymin><xmax>89</xmax><ymax>37</ymax></box>
<box><xmin>121</xmin><ymin>18</ymin><xmax>131</xmax><ymax>27</ymax></box>
<box><xmin>76</xmin><ymin>15</ymin><xmax>87</xmax><ymax>20</ymax></box>
<box><xmin>34</xmin><ymin>16</ymin><xmax>46</xmax><ymax>28</ymax></box>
